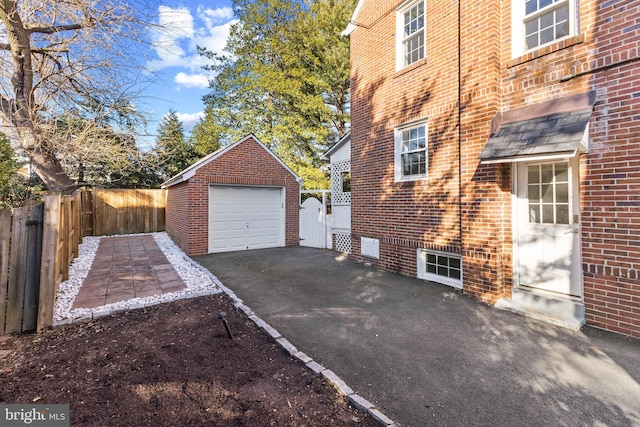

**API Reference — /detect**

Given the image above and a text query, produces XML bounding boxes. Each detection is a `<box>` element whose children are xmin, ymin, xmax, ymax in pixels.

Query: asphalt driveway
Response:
<box><xmin>194</xmin><ymin>247</ymin><xmax>640</xmax><ymax>427</ymax></box>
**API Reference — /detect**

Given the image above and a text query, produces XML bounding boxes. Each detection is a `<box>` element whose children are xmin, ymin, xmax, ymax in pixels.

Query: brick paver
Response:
<box><xmin>73</xmin><ymin>235</ymin><xmax>186</xmax><ymax>309</ymax></box>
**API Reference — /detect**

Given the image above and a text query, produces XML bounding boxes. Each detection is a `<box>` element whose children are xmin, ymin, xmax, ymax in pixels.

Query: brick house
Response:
<box><xmin>162</xmin><ymin>134</ymin><xmax>302</xmax><ymax>256</ymax></box>
<box><xmin>344</xmin><ymin>0</ymin><xmax>640</xmax><ymax>337</ymax></box>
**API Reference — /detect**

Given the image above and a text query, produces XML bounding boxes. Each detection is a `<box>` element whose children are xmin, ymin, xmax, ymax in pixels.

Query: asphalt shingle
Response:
<box><xmin>479</xmin><ymin>109</ymin><xmax>592</xmax><ymax>162</ymax></box>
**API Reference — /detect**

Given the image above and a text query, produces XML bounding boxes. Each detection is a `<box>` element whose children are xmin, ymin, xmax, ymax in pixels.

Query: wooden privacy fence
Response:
<box><xmin>92</xmin><ymin>188</ymin><xmax>166</xmax><ymax>236</ymax></box>
<box><xmin>0</xmin><ymin>188</ymin><xmax>166</xmax><ymax>335</ymax></box>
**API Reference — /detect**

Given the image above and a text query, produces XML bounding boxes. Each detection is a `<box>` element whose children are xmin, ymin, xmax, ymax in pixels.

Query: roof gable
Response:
<box><xmin>323</xmin><ymin>132</ymin><xmax>351</xmax><ymax>159</ymax></box>
<box><xmin>161</xmin><ymin>134</ymin><xmax>302</xmax><ymax>188</ymax></box>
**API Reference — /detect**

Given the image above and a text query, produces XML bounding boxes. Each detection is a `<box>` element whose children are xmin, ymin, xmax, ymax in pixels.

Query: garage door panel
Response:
<box><xmin>209</xmin><ymin>186</ymin><xmax>285</xmax><ymax>253</ymax></box>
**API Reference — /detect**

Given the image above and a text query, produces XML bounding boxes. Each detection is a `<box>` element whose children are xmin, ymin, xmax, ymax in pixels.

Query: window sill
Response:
<box><xmin>393</xmin><ymin>58</ymin><xmax>428</xmax><ymax>79</ymax></box>
<box><xmin>394</xmin><ymin>176</ymin><xmax>428</xmax><ymax>184</ymax></box>
<box><xmin>507</xmin><ymin>33</ymin><xmax>585</xmax><ymax>69</ymax></box>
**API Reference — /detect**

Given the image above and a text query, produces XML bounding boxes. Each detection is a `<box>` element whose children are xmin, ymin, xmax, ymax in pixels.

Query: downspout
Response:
<box><xmin>457</xmin><ymin>0</ymin><xmax>463</xmax><ymax>253</ymax></box>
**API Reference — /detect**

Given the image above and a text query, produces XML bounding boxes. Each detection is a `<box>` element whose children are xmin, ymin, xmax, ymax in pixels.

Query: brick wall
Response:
<box><xmin>165</xmin><ymin>181</ymin><xmax>191</xmax><ymax>254</ymax></box>
<box><xmin>349</xmin><ymin>0</ymin><xmax>640</xmax><ymax>337</ymax></box>
<box><xmin>459</xmin><ymin>0</ymin><xmax>512</xmax><ymax>303</ymax></box>
<box><xmin>350</xmin><ymin>0</ymin><xmax>463</xmax><ymax>276</ymax></box>
<box><xmin>165</xmin><ymin>136</ymin><xmax>301</xmax><ymax>257</ymax></box>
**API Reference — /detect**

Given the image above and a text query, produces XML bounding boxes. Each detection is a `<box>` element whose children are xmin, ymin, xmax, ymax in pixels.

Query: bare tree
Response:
<box><xmin>0</xmin><ymin>0</ymin><xmax>154</xmax><ymax>190</ymax></box>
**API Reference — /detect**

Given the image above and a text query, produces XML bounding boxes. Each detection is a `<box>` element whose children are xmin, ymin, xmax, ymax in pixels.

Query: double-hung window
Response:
<box><xmin>397</xmin><ymin>0</ymin><xmax>425</xmax><ymax>69</ymax></box>
<box><xmin>513</xmin><ymin>0</ymin><xmax>576</xmax><ymax>56</ymax></box>
<box><xmin>395</xmin><ymin>120</ymin><xmax>428</xmax><ymax>182</ymax></box>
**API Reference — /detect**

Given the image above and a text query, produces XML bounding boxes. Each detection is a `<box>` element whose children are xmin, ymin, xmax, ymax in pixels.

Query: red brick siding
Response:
<box><xmin>350</xmin><ymin>0</ymin><xmax>640</xmax><ymax>337</ymax></box>
<box><xmin>165</xmin><ymin>181</ymin><xmax>191</xmax><ymax>254</ymax></box>
<box><xmin>166</xmin><ymin>136</ymin><xmax>300</xmax><ymax>257</ymax></box>
<box><xmin>459</xmin><ymin>0</ymin><xmax>511</xmax><ymax>303</ymax></box>
<box><xmin>350</xmin><ymin>0</ymin><xmax>463</xmax><ymax>275</ymax></box>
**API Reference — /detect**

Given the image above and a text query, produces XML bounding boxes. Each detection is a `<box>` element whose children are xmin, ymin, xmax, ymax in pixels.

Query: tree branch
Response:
<box><xmin>0</xmin><ymin>43</ymin><xmax>68</xmax><ymax>53</ymax></box>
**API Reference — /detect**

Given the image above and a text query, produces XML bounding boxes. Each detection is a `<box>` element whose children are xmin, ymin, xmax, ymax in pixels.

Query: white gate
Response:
<box><xmin>299</xmin><ymin>191</ymin><xmax>329</xmax><ymax>248</ymax></box>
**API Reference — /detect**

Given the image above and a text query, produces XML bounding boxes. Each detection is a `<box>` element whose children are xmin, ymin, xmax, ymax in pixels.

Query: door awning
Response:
<box><xmin>479</xmin><ymin>108</ymin><xmax>592</xmax><ymax>164</ymax></box>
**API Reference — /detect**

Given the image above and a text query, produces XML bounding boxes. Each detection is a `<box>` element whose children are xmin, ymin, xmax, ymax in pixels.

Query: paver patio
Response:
<box><xmin>72</xmin><ymin>235</ymin><xmax>186</xmax><ymax>309</ymax></box>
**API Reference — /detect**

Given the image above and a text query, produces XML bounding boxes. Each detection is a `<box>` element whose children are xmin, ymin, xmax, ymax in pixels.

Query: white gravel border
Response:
<box><xmin>53</xmin><ymin>232</ymin><xmax>222</xmax><ymax>325</ymax></box>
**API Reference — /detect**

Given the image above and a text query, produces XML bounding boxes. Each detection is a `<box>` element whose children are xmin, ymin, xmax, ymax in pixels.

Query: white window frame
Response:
<box><xmin>417</xmin><ymin>249</ymin><xmax>462</xmax><ymax>289</ymax></box>
<box><xmin>396</xmin><ymin>0</ymin><xmax>426</xmax><ymax>71</ymax></box>
<box><xmin>512</xmin><ymin>0</ymin><xmax>577</xmax><ymax>58</ymax></box>
<box><xmin>394</xmin><ymin>119</ymin><xmax>428</xmax><ymax>182</ymax></box>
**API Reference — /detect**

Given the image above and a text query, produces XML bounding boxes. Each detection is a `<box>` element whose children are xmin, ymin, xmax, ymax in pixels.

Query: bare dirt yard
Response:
<box><xmin>0</xmin><ymin>293</ymin><xmax>379</xmax><ymax>426</ymax></box>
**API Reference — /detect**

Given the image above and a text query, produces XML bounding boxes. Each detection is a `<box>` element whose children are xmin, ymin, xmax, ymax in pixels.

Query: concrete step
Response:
<box><xmin>496</xmin><ymin>287</ymin><xmax>585</xmax><ymax>331</ymax></box>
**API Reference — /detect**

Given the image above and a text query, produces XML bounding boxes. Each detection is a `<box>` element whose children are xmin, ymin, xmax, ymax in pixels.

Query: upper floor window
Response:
<box><xmin>513</xmin><ymin>0</ymin><xmax>577</xmax><ymax>57</ymax></box>
<box><xmin>397</xmin><ymin>0</ymin><xmax>425</xmax><ymax>70</ymax></box>
<box><xmin>395</xmin><ymin>120</ymin><xmax>428</xmax><ymax>182</ymax></box>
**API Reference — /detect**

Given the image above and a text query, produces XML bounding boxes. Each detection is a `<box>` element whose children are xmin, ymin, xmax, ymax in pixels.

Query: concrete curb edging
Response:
<box><xmin>185</xmin><ymin>255</ymin><xmax>398</xmax><ymax>427</ymax></box>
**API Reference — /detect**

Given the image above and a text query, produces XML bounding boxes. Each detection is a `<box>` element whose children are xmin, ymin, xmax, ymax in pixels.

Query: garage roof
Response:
<box><xmin>161</xmin><ymin>134</ymin><xmax>303</xmax><ymax>188</ymax></box>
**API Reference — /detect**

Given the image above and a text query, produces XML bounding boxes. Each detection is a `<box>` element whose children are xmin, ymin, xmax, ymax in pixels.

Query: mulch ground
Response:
<box><xmin>0</xmin><ymin>294</ymin><xmax>379</xmax><ymax>426</ymax></box>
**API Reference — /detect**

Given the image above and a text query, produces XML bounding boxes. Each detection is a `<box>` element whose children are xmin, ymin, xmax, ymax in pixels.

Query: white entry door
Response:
<box><xmin>515</xmin><ymin>159</ymin><xmax>582</xmax><ymax>296</ymax></box>
<box><xmin>209</xmin><ymin>186</ymin><xmax>284</xmax><ymax>253</ymax></box>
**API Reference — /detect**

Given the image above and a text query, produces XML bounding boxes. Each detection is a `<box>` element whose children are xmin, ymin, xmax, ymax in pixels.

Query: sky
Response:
<box><xmin>140</xmin><ymin>0</ymin><xmax>237</xmax><ymax>148</ymax></box>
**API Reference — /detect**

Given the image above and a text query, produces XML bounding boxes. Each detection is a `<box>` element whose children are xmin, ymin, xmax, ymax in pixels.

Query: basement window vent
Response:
<box><xmin>417</xmin><ymin>249</ymin><xmax>462</xmax><ymax>289</ymax></box>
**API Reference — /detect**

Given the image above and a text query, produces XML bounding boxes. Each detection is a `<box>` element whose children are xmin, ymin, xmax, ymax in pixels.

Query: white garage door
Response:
<box><xmin>209</xmin><ymin>186</ymin><xmax>285</xmax><ymax>253</ymax></box>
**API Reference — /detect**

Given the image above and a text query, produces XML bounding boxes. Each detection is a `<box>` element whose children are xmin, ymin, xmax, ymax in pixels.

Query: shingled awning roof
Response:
<box><xmin>479</xmin><ymin>109</ymin><xmax>591</xmax><ymax>164</ymax></box>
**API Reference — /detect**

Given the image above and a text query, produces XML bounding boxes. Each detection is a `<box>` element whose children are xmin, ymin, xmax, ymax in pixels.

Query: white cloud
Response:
<box><xmin>175</xmin><ymin>111</ymin><xmax>205</xmax><ymax>132</ymax></box>
<box><xmin>197</xmin><ymin>6</ymin><xmax>234</xmax><ymax>26</ymax></box>
<box><xmin>148</xmin><ymin>6</ymin><xmax>195</xmax><ymax>70</ymax></box>
<box><xmin>174</xmin><ymin>72</ymin><xmax>210</xmax><ymax>88</ymax></box>
<box><xmin>147</xmin><ymin>5</ymin><xmax>236</xmax><ymax>76</ymax></box>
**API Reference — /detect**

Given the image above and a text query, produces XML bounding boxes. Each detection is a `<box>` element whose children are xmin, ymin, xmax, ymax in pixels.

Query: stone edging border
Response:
<box><xmin>183</xmin><ymin>255</ymin><xmax>398</xmax><ymax>427</ymax></box>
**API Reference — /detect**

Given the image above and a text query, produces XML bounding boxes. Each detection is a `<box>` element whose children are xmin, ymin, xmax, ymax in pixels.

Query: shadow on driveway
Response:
<box><xmin>194</xmin><ymin>247</ymin><xmax>640</xmax><ymax>427</ymax></box>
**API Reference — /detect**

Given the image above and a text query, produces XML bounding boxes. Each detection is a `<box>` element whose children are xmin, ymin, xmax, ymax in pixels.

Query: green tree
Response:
<box><xmin>0</xmin><ymin>132</ymin><xmax>43</xmax><ymax>208</ymax></box>
<box><xmin>194</xmin><ymin>0</ymin><xmax>354</xmax><ymax>189</ymax></box>
<box><xmin>155</xmin><ymin>111</ymin><xmax>198</xmax><ymax>181</ymax></box>
<box><xmin>191</xmin><ymin>106</ymin><xmax>223</xmax><ymax>157</ymax></box>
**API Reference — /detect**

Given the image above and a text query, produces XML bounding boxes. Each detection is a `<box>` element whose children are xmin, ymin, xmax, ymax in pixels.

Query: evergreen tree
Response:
<box><xmin>194</xmin><ymin>0</ymin><xmax>355</xmax><ymax>188</ymax></box>
<box><xmin>155</xmin><ymin>111</ymin><xmax>198</xmax><ymax>181</ymax></box>
<box><xmin>191</xmin><ymin>106</ymin><xmax>223</xmax><ymax>157</ymax></box>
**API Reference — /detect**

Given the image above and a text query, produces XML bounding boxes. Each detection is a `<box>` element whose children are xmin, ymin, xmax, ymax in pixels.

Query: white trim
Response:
<box><xmin>161</xmin><ymin>134</ymin><xmax>303</xmax><ymax>188</ymax></box>
<box><xmin>480</xmin><ymin>150</ymin><xmax>578</xmax><ymax>165</ymax></box>
<box><xmin>342</xmin><ymin>0</ymin><xmax>365</xmax><ymax>36</ymax></box>
<box><xmin>394</xmin><ymin>119</ymin><xmax>429</xmax><ymax>182</ymax></box>
<box><xmin>323</xmin><ymin>132</ymin><xmax>351</xmax><ymax>159</ymax></box>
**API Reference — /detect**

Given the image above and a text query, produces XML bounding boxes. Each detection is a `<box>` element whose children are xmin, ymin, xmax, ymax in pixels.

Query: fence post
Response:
<box><xmin>37</xmin><ymin>193</ymin><xmax>61</xmax><ymax>332</ymax></box>
<box><xmin>5</xmin><ymin>206</ymin><xmax>30</xmax><ymax>333</ymax></box>
<box><xmin>0</xmin><ymin>209</ymin><xmax>11</xmax><ymax>335</ymax></box>
<box><xmin>21</xmin><ymin>203</ymin><xmax>44</xmax><ymax>332</ymax></box>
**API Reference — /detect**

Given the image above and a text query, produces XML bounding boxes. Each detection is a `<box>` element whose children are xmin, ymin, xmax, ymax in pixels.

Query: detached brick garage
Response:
<box><xmin>162</xmin><ymin>134</ymin><xmax>302</xmax><ymax>256</ymax></box>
